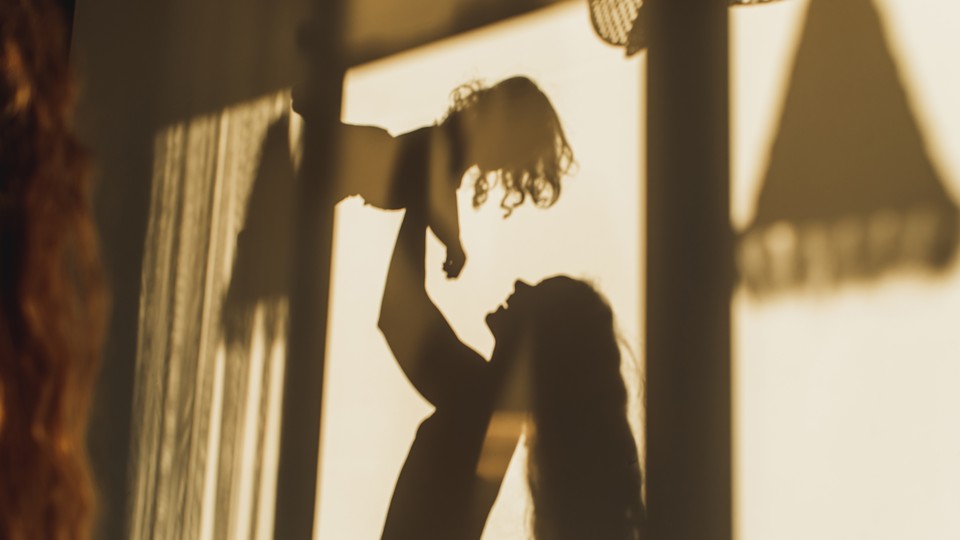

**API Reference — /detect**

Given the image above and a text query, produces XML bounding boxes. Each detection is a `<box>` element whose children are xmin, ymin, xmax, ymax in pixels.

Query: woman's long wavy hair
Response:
<box><xmin>443</xmin><ymin>76</ymin><xmax>574</xmax><ymax>216</ymax></box>
<box><xmin>523</xmin><ymin>277</ymin><xmax>645</xmax><ymax>540</ymax></box>
<box><xmin>0</xmin><ymin>1</ymin><xmax>105</xmax><ymax>539</ymax></box>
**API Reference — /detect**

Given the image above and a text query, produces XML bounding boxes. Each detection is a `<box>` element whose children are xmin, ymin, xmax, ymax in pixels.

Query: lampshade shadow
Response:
<box><xmin>738</xmin><ymin>0</ymin><xmax>960</xmax><ymax>295</ymax></box>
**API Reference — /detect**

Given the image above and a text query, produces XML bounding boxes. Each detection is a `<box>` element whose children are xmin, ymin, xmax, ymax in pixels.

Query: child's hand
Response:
<box><xmin>443</xmin><ymin>245</ymin><xmax>467</xmax><ymax>279</ymax></box>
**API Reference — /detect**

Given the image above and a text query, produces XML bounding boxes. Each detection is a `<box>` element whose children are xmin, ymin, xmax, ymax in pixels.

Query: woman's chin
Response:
<box><xmin>485</xmin><ymin>306</ymin><xmax>506</xmax><ymax>334</ymax></box>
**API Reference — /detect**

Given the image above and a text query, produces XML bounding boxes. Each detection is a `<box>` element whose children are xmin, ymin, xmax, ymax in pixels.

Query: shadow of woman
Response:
<box><xmin>377</xmin><ymin>204</ymin><xmax>646</xmax><ymax>539</ymax></box>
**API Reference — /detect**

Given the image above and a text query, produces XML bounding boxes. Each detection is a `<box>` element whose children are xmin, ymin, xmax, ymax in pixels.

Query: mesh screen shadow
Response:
<box><xmin>589</xmin><ymin>0</ymin><xmax>785</xmax><ymax>56</ymax></box>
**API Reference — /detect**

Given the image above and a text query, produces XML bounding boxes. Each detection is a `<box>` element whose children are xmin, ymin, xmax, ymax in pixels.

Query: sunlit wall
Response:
<box><xmin>127</xmin><ymin>0</ymin><xmax>960</xmax><ymax>538</ymax></box>
<box><xmin>133</xmin><ymin>3</ymin><xmax>644</xmax><ymax>539</ymax></box>
<box><xmin>319</xmin><ymin>3</ymin><xmax>644</xmax><ymax>538</ymax></box>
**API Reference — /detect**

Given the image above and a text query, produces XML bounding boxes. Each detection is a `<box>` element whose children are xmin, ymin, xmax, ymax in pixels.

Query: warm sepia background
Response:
<box><xmin>85</xmin><ymin>0</ymin><xmax>960</xmax><ymax>538</ymax></box>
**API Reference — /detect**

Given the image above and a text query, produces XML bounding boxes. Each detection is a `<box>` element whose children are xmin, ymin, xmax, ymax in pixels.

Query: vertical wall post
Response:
<box><xmin>644</xmin><ymin>1</ymin><xmax>733</xmax><ymax>539</ymax></box>
<box><xmin>272</xmin><ymin>0</ymin><xmax>344</xmax><ymax>538</ymax></box>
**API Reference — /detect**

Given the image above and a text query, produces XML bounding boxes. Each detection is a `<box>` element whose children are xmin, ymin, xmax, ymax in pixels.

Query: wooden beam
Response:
<box><xmin>645</xmin><ymin>1</ymin><xmax>733</xmax><ymax>538</ymax></box>
<box><xmin>271</xmin><ymin>1</ymin><xmax>344</xmax><ymax>538</ymax></box>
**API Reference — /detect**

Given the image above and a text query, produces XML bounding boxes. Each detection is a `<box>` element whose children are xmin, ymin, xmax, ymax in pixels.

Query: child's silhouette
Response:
<box><xmin>334</xmin><ymin>76</ymin><xmax>574</xmax><ymax>278</ymax></box>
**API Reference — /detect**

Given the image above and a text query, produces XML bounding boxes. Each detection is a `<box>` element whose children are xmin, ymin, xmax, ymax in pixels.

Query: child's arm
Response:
<box><xmin>426</xmin><ymin>129</ymin><xmax>467</xmax><ymax>279</ymax></box>
<box><xmin>430</xmin><ymin>185</ymin><xmax>466</xmax><ymax>279</ymax></box>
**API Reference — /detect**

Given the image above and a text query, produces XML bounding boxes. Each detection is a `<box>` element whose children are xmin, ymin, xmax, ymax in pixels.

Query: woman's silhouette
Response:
<box><xmin>377</xmin><ymin>204</ymin><xmax>645</xmax><ymax>539</ymax></box>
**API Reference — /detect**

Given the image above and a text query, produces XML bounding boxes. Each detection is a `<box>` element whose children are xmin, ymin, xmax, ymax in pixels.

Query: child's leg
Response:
<box><xmin>335</xmin><ymin>123</ymin><xmax>405</xmax><ymax>208</ymax></box>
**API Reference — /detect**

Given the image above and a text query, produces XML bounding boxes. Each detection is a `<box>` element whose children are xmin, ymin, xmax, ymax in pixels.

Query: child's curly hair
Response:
<box><xmin>1</xmin><ymin>1</ymin><xmax>105</xmax><ymax>539</ymax></box>
<box><xmin>444</xmin><ymin>76</ymin><xmax>575</xmax><ymax>217</ymax></box>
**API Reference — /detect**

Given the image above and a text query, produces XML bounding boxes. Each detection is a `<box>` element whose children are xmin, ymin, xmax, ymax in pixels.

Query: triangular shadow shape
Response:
<box><xmin>739</xmin><ymin>0</ymin><xmax>960</xmax><ymax>294</ymax></box>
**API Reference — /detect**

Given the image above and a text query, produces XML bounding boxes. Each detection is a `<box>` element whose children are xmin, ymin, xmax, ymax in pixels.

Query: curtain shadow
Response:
<box><xmin>223</xmin><ymin>117</ymin><xmax>297</xmax><ymax>347</ymax></box>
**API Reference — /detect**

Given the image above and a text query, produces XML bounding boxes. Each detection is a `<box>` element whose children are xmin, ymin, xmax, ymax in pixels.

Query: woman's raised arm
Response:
<box><xmin>377</xmin><ymin>205</ymin><xmax>487</xmax><ymax>408</ymax></box>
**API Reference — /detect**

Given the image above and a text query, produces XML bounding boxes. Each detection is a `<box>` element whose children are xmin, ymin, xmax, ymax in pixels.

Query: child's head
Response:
<box><xmin>444</xmin><ymin>76</ymin><xmax>574</xmax><ymax>216</ymax></box>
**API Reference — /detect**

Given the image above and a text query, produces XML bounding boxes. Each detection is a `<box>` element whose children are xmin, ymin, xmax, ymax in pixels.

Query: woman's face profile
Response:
<box><xmin>485</xmin><ymin>279</ymin><xmax>535</xmax><ymax>341</ymax></box>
